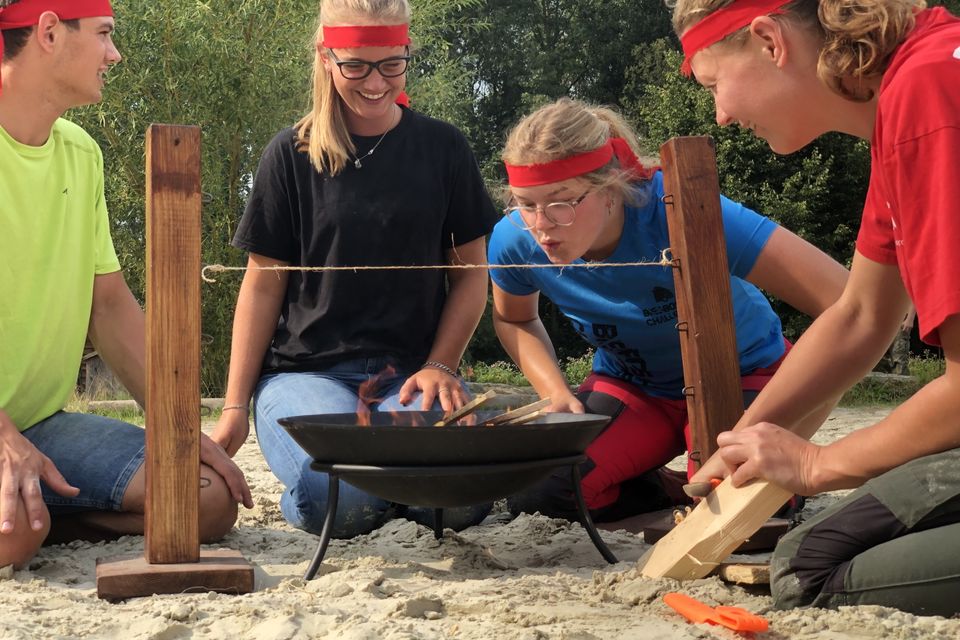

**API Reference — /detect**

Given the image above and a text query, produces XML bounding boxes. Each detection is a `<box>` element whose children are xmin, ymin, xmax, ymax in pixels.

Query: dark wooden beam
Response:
<box><xmin>660</xmin><ymin>136</ymin><xmax>745</xmax><ymax>467</ymax></box>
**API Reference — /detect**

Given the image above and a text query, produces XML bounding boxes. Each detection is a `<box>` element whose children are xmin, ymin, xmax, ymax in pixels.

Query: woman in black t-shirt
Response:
<box><xmin>212</xmin><ymin>0</ymin><xmax>498</xmax><ymax>538</ymax></box>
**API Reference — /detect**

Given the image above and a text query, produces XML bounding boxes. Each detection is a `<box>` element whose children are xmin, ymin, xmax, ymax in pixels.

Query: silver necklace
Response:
<box><xmin>353</xmin><ymin>110</ymin><xmax>399</xmax><ymax>169</ymax></box>
<box><xmin>353</xmin><ymin>128</ymin><xmax>389</xmax><ymax>169</ymax></box>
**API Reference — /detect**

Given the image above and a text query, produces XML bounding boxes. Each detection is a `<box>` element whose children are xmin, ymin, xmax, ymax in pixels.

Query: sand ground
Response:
<box><xmin>2</xmin><ymin>406</ymin><xmax>958</xmax><ymax>640</ymax></box>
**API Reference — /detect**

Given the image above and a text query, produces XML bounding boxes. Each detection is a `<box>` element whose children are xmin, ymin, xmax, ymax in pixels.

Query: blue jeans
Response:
<box><xmin>21</xmin><ymin>411</ymin><xmax>145</xmax><ymax>514</ymax></box>
<box><xmin>254</xmin><ymin>357</ymin><xmax>491</xmax><ymax>538</ymax></box>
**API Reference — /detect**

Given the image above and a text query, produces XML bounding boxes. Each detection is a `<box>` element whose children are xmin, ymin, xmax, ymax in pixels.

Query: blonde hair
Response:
<box><xmin>670</xmin><ymin>0</ymin><xmax>926</xmax><ymax>101</ymax></box>
<box><xmin>502</xmin><ymin>98</ymin><xmax>649</xmax><ymax>203</ymax></box>
<box><xmin>294</xmin><ymin>0</ymin><xmax>411</xmax><ymax>175</ymax></box>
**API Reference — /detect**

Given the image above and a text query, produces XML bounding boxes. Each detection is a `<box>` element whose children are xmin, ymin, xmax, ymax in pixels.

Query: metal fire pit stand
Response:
<box><xmin>303</xmin><ymin>454</ymin><xmax>617</xmax><ymax>579</ymax></box>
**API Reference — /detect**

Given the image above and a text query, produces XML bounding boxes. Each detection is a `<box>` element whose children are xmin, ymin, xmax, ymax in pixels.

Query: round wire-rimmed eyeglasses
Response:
<box><xmin>327</xmin><ymin>48</ymin><xmax>411</xmax><ymax>80</ymax></box>
<box><xmin>503</xmin><ymin>190</ymin><xmax>592</xmax><ymax>230</ymax></box>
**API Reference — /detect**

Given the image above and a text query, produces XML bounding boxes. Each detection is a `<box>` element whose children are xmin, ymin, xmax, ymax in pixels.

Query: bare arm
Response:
<box><xmin>89</xmin><ymin>271</ymin><xmax>147</xmax><ymax>406</ymax></box>
<box><xmin>694</xmin><ymin>252</ymin><xmax>912</xmax><ymax>487</ymax></box>
<box><xmin>491</xmin><ymin>282</ymin><xmax>582</xmax><ymax>413</ymax></box>
<box><xmin>90</xmin><ymin>270</ymin><xmax>252</xmax><ymax>505</ymax></box>
<box><xmin>399</xmin><ymin>237</ymin><xmax>490</xmax><ymax>412</ymax></box>
<box><xmin>745</xmin><ymin>226</ymin><xmax>849</xmax><ymax>318</ymax></box>
<box><xmin>212</xmin><ymin>253</ymin><xmax>288</xmax><ymax>456</ymax></box>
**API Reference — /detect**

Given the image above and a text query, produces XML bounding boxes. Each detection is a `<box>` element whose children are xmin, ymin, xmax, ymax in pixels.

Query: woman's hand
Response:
<box><xmin>210</xmin><ymin>409</ymin><xmax>251</xmax><ymax>458</ymax></box>
<box><xmin>199</xmin><ymin>432</ymin><xmax>253</xmax><ymax>508</ymax></box>
<box><xmin>546</xmin><ymin>392</ymin><xmax>585</xmax><ymax>414</ymax></box>
<box><xmin>399</xmin><ymin>367</ymin><xmax>467</xmax><ymax>413</ymax></box>
<box><xmin>716</xmin><ymin>422</ymin><xmax>822</xmax><ymax>496</ymax></box>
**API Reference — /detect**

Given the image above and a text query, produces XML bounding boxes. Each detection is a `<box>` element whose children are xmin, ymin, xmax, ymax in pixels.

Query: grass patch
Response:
<box><xmin>465</xmin><ymin>351</ymin><xmax>594</xmax><ymax>387</ymax></box>
<box><xmin>467</xmin><ymin>352</ymin><xmax>944</xmax><ymax>409</ymax></box>
<box><xmin>66</xmin><ymin>394</ymin><xmax>146</xmax><ymax>426</ymax></box>
<box><xmin>839</xmin><ymin>355</ymin><xmax>943</xmax><ymax>407</ymax></box>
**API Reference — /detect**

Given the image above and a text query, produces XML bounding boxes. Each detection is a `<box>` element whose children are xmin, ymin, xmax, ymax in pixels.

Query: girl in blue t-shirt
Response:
<box><xmin>489</xmin><ymin>98</ymin><xmax>848</xmax><ymax>523</ymax></box>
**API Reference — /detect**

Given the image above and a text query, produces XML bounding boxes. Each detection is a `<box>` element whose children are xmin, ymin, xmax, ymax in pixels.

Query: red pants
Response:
<box><xmin>577</xmin><ymin>344</ymin><xmax>789</xmax><ymax>512</ymax></box>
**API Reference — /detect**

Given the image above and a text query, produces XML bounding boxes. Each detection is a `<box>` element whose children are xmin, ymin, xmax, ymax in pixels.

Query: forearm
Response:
<box><xmin>426</xmin><ymin>269</ymin><xmax>487</xmax><ymax>369</ymax></box>
<box><xmin>222</xmin><ymin>276</ymin><xmax>284</xmax><ymax>407</ymax></box>
<box><xmin>816</xmin><ymin>377</ymin><xmax>960</xmax><ymax>490</ymax></box>
<box><xmin>736</xmin><ymin>299</ymin><xmax>897</xmax><ymax>435</ymax></box>
<box><xmin>815</xmin><ymin>316</ymin><xmax>960</xmax><ymax>490</ymax></box>
<box><xmin>493</xmin><ymin>316</ymin><xmax>571</xmax><ymax>401</ymax></box>
<box><xmin>89</xmin><ymin>276</ymin><xmax>147</xmax><ymax>406</ymax></box>
<box><xmin>738</xmin><ymin>254</ymin><xmax>909</xmax><ymax>435</ymax></box>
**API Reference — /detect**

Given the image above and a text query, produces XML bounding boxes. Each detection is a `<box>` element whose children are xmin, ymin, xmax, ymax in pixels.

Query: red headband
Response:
<box><xmin>680</xmin><ymin>0</ymin><xmax>790</xmax><ymax>76</ymax></box>
<box><xmin>318</xmin><ymin>24</ymin><xmax>412</xmax><ymax>108</ymax></box>
<box><xmin>1</xmin><ymin>0</ymin><xmax>113</xmax><ymax>92</ymax></box>
<box><xmin>505</xmin><ymin>138</ymin><xmax>652</xmax><ymax>187</ymax></box>
<box><xmin>321</xmin><ymin>24</ymin><xmax>410</xmax><ymax>48</ymax></box>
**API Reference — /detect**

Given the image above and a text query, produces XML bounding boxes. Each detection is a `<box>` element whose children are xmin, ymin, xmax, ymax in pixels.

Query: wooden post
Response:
<box><xmin>660</xmin><ymin>136</ymin><xmax>744</xmax><ymax>468</ymax></box>
<box><xmin>143</xmin><ymin>124</ymin><xmax>203</xmax><ymax>562</ymax></box>
<box><xmin>96</xmin><ymin>125</ymin><xmax>253</xmax><ymax>599</ymax></box>
<box><xmin>639</xmin><ymin>136</ymin><xmax>791</xmax><ymax>580</ymax></box>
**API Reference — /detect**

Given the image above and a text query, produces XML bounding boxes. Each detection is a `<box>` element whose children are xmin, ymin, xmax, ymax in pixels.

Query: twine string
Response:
<box><xmin>200</xmin><ymin>249</ymin><xmax>676</xmax><ymax>283</ymax></box>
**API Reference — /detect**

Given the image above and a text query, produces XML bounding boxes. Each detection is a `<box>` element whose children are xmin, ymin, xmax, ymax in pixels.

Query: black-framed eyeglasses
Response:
<box><xmin>503</xmin><ymin>190</ymin><xmax>592</xmax><ymax>230</ymax></box>
<box><xmin>327</xmin><ymin>48</ymin><xmax>411</xmax><ymax>80</ymax></box>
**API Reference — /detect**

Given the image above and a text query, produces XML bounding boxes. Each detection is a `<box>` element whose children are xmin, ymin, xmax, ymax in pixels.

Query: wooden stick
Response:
<box><xmin>433</xmin><ymin>390</ymin><xmax>498</xmax><ymax>426</ymax></box>
<box><xmin>482</xmin><ymin>398</ymin><xmax>551</xmax><ymax>426</ymax></box>
<box><xmin>717</xmin><ymin>563</ymin><xmax>771</xmax><ymax>585</ymax></box>
<box><xmin>496</xmin><ymin>408</ymin><xmax>548</xmax><ymax>426</ymax></box>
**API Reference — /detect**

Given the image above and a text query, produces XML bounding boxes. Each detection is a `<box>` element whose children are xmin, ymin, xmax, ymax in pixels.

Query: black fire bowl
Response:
<box><xmin>278</xmin><ymin>411</ymin><xmax>610</xmax><ymax>507</ymax></box>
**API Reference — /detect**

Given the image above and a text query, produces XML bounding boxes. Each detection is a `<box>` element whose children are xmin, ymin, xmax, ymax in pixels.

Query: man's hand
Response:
<box><xmin>715</xmin><ymin>422</ymin><xmax>822</xmax><ymax>496</ymax></box>
<box><xmin>199</xmin><ymin>433</ymin><xmax>253</xmax><ymax>509</ymax></box>
<box><xmin>0</xmin><ymin>417</ymin><xmax>79</xmax><ymax>534</ymax></box>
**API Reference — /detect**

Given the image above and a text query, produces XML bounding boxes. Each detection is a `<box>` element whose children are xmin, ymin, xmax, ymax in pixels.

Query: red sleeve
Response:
<box><xmin>888</xmin><ymin>124</ymin><xmax>960</xmax><ymax>345</ymax></box>
<box><xmin>855</xmin><ymin>159</ymin><xmax>898</xmax><ymax>266</ymax></box>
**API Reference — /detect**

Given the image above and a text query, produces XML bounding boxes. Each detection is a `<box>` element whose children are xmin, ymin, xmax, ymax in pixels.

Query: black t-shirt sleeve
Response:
<box><xmin>440</xmin><ymin>127</ymin><xmax>499</xmax><ymax>249</ymax></box>
<box><xmin>232</xmin><ymin>129</ymin><xmax>299</xmax><ymax>261</ymax></box>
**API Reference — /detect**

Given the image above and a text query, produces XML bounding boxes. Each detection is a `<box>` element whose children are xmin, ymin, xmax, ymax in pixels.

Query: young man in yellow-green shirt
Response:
<box><xmin>0</xmin><ymin>0</ymin><xmax>251</xmax><ymax>569</ymax></box>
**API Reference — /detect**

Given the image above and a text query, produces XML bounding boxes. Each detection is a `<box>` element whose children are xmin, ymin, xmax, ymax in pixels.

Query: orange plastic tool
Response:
<box><xmin>663</xmin><ymin>592</ymin><xmax>769</xmax><ymax>633</ymax></box>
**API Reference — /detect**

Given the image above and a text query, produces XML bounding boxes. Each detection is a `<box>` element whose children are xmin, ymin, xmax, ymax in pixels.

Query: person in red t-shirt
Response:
<box><xmin>670</xmin><ymin>0</ymin><xmax>960</xmax><ymax>616</ymax></box>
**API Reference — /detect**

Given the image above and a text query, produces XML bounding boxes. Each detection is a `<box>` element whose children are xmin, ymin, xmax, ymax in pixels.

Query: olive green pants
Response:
<box><xmin>771</xmin><ymin>448</ymin><xmax>960</xmax><ymax>617</ymax></box>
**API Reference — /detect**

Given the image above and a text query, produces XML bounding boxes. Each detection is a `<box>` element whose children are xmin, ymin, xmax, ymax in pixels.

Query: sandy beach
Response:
<box><xmin>2</xmin><ymin>405</ymin><xmax>957</xmax><ymax>640</ymax></box>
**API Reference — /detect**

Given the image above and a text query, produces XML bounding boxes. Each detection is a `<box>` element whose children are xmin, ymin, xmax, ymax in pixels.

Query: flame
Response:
<box><xmin>354</xmin><ymin>364</ymin><xmax>396</xmax><ymax>426</ymax></box>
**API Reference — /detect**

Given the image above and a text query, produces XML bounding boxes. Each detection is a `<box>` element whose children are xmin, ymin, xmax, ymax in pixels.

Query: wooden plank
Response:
<box><xmin>660</xmin><ymin>136</ymin><xmax>744</xmax><ymax>467</ymax></box>
<box><xmin>144</xmin><ymin>124</ymin><xmax>202</xmax><ymax>563</ymax></box>
<box><xmin>717</xmin><ymin>562</ymin><xmax>771</xmax><ymax>585</ymax></box>
<box><xmin>641</xmin><ymin>515</ymin><xmax>790</xmax><ymax>553</ymax></box>
<box><xmin>639</xmin><ymin>477</ymin><xmax>792</xmax><ymax>579</ymax></box>
<box><xmin>96</xmin><ymin>549</ymin><xmax>254</xmax><ymax>601</ymax></box>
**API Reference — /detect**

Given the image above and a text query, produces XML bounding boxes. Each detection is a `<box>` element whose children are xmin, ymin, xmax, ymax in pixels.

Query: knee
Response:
<box><xmin>0</xmin><ymin>502</ymin><xmax>50</xmax><ymax>569</ymax></box>
<box><xmin>770</xmin><ymin>552</ymin><xmax>810</xmax><ymax>610</ymax></box>
<box><xmin>197</xmin><ymin>466</ymin><xmax>239</xmax><ymax>542</ymax></box>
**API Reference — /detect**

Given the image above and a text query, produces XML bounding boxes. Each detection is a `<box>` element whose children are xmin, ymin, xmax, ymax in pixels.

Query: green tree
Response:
<box><xmin>71</xmin><ymin>0</ymin><xmax>318</xmax><ymax>395</ymax></box>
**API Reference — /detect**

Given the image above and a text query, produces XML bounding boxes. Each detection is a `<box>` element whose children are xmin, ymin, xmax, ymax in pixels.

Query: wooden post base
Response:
<box><xmin>96</xmin><ymin>548</ymin><xmax>254</xmax><ymax>601</ymax></box>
